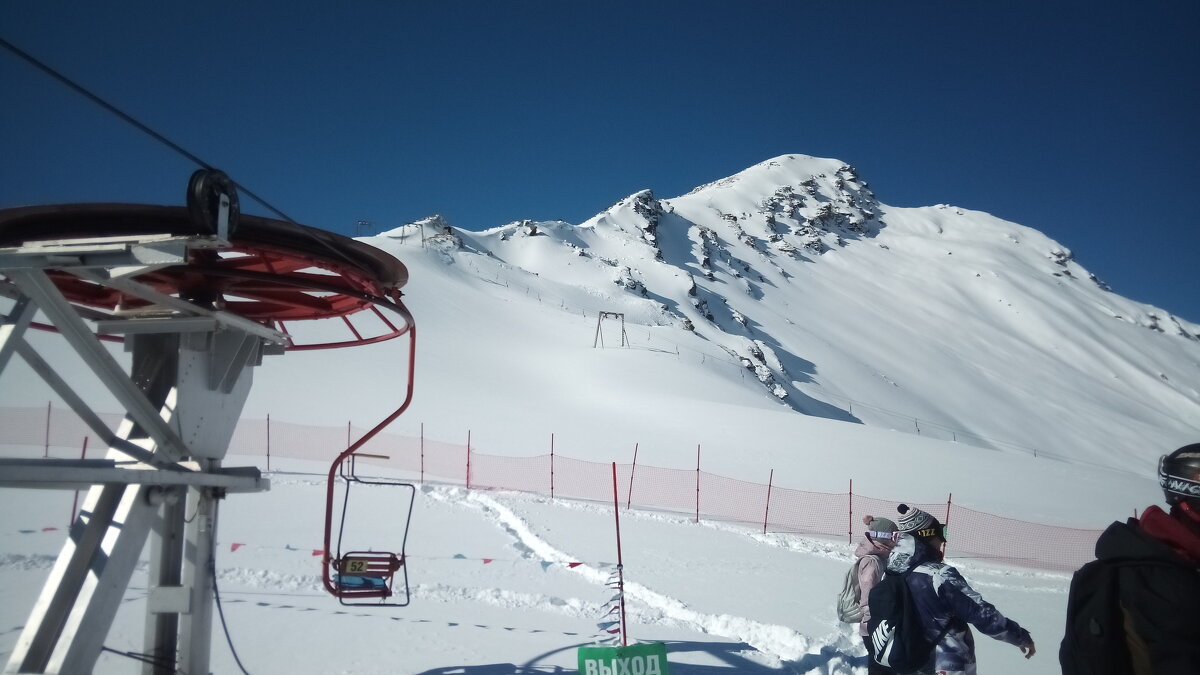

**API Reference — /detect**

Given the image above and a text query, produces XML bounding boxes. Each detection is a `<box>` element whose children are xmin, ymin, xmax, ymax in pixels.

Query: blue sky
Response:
<box><xmin>2</xmin><ymin>2</ymin><xmax>1198</xmax><ymax>322</ymax></box>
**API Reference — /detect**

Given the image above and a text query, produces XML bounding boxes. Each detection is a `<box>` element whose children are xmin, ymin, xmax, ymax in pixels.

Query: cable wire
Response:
<box><xmin>0</xmin><ymin>35</ymin><xmax>297</xmax><ymax>224</ymax></box>
<box><xmin>211</xmin><ymin>552</ymin><xmax>253</xmax><ymax>675</ymax></box>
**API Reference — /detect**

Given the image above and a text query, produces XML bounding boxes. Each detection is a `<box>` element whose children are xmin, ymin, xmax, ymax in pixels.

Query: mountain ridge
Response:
<box><xmin>366</xmin><ymin>154</ymin><xmax>1199</xmax><ymax>475</ymax></box>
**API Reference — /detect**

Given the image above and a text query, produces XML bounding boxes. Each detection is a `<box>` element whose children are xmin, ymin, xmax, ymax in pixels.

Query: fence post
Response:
<box><xmin>943</xmin><ymin>492</ymin><xmax>953</xmax><ymax>557</ymax></box>
<box><xmin>848</xmin><ymin>479</ymin><xmax>854</xmax><ymax>545</ymax></box>
<box><xmin>420</xmin><ymin>423</ymin><xmax>425</xmax><ymax>485</ymax></box>
<box><xmin>610</xmin><ymin>462</ymin><xmax>628</xmax><ymax>647</ymax></box>
<box><xmin>625</xmin><ymin>443</ymin><xmax>639</xmax><ymax>510</ymax></box>
<box><xmin>694</xmin><ymin>444</ymin><xmax>701</xmax><ymax>524</ymax></box>
<box><xmin>266</xmin><ymin>414</ymin><xmax>271</xmax><ymax>472</ymax></box>
<box><xmin>70</xmin><ymin>436</ymin><xmax>88</xmax><ymax>526</ymax></box>
<box><xmin>550</xmin><ymin>433</ymin><xmax>555</xmax><ymax>499</ymax></box>
<box><xmin>466</xmin><ymin>430</ymin><xmax>472</xmax><ymax>489</ymax></box>
<box><xmin>44</xmin><ymin>401</ymin><xmax>51</xmax><ymax>458</ymax></box>
<box><xmin>763</xmin><ymin>469</ymin><xmax>774</xmax><ymax>535</ymax></box>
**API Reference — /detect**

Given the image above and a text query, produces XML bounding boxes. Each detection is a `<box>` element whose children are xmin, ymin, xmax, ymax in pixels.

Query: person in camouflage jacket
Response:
<box><xmin>886</xmin><ymin>504</ymin><xmax>1036</xmax><ymax>675</ymax></box>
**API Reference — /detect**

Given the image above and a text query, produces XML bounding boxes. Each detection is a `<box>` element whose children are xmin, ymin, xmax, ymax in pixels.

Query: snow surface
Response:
<box><xmin>2</xmin><ymin>154</ymin><xmax>1199</xmax><ymax>673</ymax></box>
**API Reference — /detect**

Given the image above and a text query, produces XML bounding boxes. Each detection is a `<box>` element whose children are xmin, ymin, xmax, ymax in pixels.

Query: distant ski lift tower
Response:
<box><xmin>594</xmin><ymin>311</ymin><xmax>629</xmax><ymax>348</ymax></box>
<box><xmin>0</xmin><ymin>169</ymin><xmax>416</xmax><ymax>675</ymax></box>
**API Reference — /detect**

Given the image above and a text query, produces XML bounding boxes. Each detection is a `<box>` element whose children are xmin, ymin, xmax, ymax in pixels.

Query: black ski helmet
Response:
<box><xmin>1159</xmin><ymin>443</ymin><xmax>1200</xmax><ymax>507</ymax></box>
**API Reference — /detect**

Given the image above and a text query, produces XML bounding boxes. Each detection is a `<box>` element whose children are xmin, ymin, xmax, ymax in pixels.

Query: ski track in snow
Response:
<box><xmin>449</xmin><ymin>487</ymin><xmax>850</xmax><ymax>670</ymax></box>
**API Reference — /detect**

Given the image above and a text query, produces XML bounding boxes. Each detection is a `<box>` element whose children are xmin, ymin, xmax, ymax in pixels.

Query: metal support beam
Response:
<box><xmin>178</xmin><ymin>478</ymin><xmax>220</xmax><ymax>675</ymax></box>
<box><xmin>0</xmin><ymin>294</ymin><xmax>35</xmax><ymax>372</ymax></box>
<box><xmin>7</xmin><ymin>269</ymin><xmax>192</xmax><ymax>463</ymax></box>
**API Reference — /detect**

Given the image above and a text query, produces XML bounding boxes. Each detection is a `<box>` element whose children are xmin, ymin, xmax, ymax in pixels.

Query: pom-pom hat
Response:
<box><xmin>896</xmin><ymin>503</ymin><xmax>945</xmax><ymax>541</ymax></box>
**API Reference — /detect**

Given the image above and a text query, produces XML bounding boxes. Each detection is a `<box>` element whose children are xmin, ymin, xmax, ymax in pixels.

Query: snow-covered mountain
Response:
<box><xmin>339</xmin><ymin>154</ymin><xmax>1198</xmax><ymax>479</ymax></box>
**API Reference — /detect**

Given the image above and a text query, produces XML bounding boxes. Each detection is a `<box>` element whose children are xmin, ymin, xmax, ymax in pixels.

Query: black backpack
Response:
<box><xmin>1059</xmin><ymin>558</ymin><xmax>1145</xmax><ymax>675</ymax></box>
<box><xmin>867</xmin><ymin>566</ymin><xmax>945</xmax><ymax>674</ymax></box>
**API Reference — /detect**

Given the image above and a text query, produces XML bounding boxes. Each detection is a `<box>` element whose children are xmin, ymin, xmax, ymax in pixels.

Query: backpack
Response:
<box><xmin>836</xmin><ymin>558</ymin><xmax>864</xmax><ymax>623</ymax></box>
<box><xmin>867</xmin><ymin>565</ymin><xmax>944</xmax><ymax>674</ymax></box>
<box><xmin>1058</xmin><ymin>558</ymin><xmax>1144</xmax><ymax>675</ymax></box>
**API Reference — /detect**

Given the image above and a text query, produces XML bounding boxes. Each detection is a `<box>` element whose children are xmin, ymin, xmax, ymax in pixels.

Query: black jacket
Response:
<box><xmin>1092</xmin><ymin>516</ymin><xmax>1200</xmax><ymax>674</ymax></box>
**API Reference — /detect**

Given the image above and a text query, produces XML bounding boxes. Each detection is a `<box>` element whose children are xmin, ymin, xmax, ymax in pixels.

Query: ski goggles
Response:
<box><xmin>909</xmin><ymin>524</ymin><xmax>949</xmax><ymax>541</ymax></box>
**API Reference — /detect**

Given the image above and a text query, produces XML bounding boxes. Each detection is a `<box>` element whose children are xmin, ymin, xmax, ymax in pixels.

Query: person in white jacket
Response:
<box><xmin>855</xmin><ymin>514</ymin><xmax>899</xmax><ymax>674</ymax></box>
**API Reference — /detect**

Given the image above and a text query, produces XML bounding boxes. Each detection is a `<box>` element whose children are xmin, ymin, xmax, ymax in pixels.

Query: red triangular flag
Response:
<box><xmin>568</xmin><ymin>562</ymin><xmax>583</xmax><ymax>568</ymax></box>
<box><xmin>230</xmin><ymin>543</ymin><xmax>245</xmax><ymax>552</ymax></box>
<box><xmin>482</xmin><ymin>558</ymin><xmax>494</xmax><ymax>564</ymax></box>
<box><xmin>312</xmin><ymin>549</ymin><xmax>324</xmax><ymax>557</ymax></box>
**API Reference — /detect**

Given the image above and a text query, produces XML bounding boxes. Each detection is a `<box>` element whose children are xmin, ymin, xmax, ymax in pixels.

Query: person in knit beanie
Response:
<box><xmin>856</xmin><ymin>514</ymin><xmax>899</xmax><ymax>674</ymax></box>
<box><xmin>896</xmin><ymin>503</ymin><xmax>946</xmax><ymax>544</ymax></box>
<box><xmin>884</xmin><ymin>504</ymin><xmax>1035</xmax><ymax>675</ymax></box>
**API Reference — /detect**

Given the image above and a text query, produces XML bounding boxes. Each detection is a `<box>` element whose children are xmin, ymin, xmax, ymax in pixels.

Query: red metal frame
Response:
<box><xmin>0</xmin><ymin>204</ymin><xmax>412</xmax><ymax>350</ymax></box>
<box><xmin>321</xmin><ymin>324</ymin><xmax>417</xmax><ymax>600</ymax></box>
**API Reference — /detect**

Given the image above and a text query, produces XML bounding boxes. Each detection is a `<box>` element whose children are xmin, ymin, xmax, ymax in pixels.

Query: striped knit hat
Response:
<box><xmin>897</xmin><ymin>503</ymin><xmax>944</xmax><ymax>541</ymax></box>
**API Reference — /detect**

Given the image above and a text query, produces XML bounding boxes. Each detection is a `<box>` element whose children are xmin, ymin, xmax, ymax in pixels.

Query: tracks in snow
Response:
<box><xmin>441</xmin><ymin>486</ymin><xmax>854</xmax><ymax>669</ymax></box>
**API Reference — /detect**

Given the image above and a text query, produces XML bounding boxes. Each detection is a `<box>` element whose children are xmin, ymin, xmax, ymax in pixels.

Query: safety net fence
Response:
<box><xmin>1</xmin><ymin>405</ymin><xmax>1104</xmax><ymax>572</ymax></box>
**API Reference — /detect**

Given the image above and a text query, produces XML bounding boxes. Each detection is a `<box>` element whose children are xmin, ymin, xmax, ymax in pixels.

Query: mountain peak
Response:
<box><xmin>361</xmin><ymin>154</ymin><xmax>1200</xmax><ymax>472</ymax></box>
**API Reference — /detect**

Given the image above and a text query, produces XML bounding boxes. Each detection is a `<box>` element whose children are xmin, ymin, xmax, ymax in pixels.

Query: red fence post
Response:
<box><xmin>44</xmin><ymin>401</ymin><xmax>51</xmax><ymax>458</ymax></box>
<box><xmin>611</xmin><ymin>462</ymin><xmax>628</xmax><ymax>647</ymax></box>
<box><xmin>70</xmin><ymin>436</ymin><xmax>88</xmax><ymax>526</ymax></box>
<box><xmin>944</xmin><ymin>492</ymin><xmax>953</xmax><ymax>557</ymax></box>
<box><xmin>763</xmin><ymin>469</ymin><xmax>774</xmax><ymax>535</ymax></box>
<box><xmin>625</xmin><ymin>443</ymin><xmax>639</xmax><ymax>510</ymax></box>
<box><xmin>848</xmin><ymin>478</ymin><xmax>854</xmax><ymax>545</ymax></box>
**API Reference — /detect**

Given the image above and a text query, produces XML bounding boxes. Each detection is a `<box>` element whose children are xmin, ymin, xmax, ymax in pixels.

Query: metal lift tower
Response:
<box><xmin>0</xmin><ymin>171</ymin><xmax>415</xmax><ymax>674</ymax></box>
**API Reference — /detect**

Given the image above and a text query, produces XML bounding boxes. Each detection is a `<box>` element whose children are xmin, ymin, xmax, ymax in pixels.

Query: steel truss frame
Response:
<box><xmin>0</xmin><ymin>197</ymin><xmax>413</xmax><ymax>674</ymax></box>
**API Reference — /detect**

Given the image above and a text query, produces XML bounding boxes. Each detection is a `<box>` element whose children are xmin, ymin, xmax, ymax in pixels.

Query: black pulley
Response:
<box><xmin>187</xmin><ymin>169</ymin><xmax>240</xmax><ymax>237</ymax></box>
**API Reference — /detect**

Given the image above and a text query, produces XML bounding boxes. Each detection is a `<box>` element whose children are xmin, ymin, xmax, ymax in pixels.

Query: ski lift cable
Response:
<box><xmin>0</xmin><ymin>35</ymin><xmax>296</xmax><ymax>224</ymax></box>
<box><xmin>0</xmin><ymin>35</ymin><xmax>373</xmax><ymax>276</ymax></box>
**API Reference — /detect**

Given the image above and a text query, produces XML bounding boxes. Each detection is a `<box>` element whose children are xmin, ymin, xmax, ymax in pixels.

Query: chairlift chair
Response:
<box><xmin>326</xmin><ymin>453</ymin><xmax>416</xmax><ymax>606</ymax></box>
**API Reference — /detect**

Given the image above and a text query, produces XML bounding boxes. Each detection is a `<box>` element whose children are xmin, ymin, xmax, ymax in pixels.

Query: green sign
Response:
<box><xmin>577</xmin><ymin>642</ymin><xmax>670</xmax><ymax>675</ymax></box>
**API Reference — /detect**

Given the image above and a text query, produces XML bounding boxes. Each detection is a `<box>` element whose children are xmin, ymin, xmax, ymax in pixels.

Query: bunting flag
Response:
<box><xmin>230</xmin><ymin>543</ymin><xmax>245</xmax><ymax>552</ymax></box>
<box><xmin>593</xmin><ymin>567</ymin><xmax>625</xmax><ymax>645</ymax></box>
